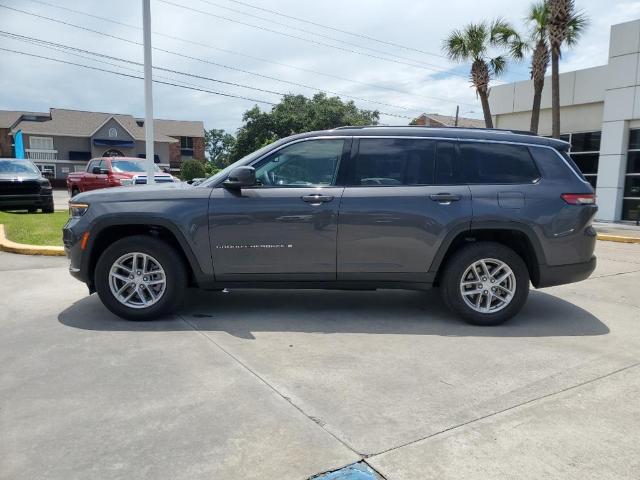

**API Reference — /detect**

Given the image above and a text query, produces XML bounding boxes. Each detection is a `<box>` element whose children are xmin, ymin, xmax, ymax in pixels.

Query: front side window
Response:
<box><xmin>254</xmin><ymin>139</ymin><xmax>344</xmax><ymax>187</ymax></box>
<box><xmin>460</xmin><ymin>142</ymin><xmax>540</xmax><ymax>184</ymax></box>
<box><xmin>354</xmin><ymin>139</ymin><xmax>435</xmax><ymax>185</ymax></box>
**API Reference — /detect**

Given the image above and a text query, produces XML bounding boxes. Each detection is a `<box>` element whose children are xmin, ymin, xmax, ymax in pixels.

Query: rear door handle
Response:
<box><xmin>429</xmin><ymin>193</ymin><xmax>462</xmax><ymax>204</ymax></box>
<box><xmin>302</xmin><ymin>194</ymin><xmax>334</xmax><ymax>204</ymax></box>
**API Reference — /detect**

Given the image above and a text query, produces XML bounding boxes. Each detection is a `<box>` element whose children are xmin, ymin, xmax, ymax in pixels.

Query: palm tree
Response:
<box><xmin>444</xmin><ymin>19</ymin><xmax>526</xmax><ymax>129</ymax></box>
<box><xmin>547</xmin><ymin>0</ymin><xmax>588</xmax><ymax>138</ymax></box>
<box><xmin>527</xmin><ymin>2</ymin><xmax>550</xmax><ymax>134</ymax></box>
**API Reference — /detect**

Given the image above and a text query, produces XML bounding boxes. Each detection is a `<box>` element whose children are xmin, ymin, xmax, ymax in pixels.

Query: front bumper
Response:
<box><xmin>0</xmin><ymin>193</ymin><xmax>53</xmax><ymax>209</ymax></box>
<box><xmin>536</xmin><ymin>256</ymin><xmax>597</xmax><ymax>288</ymax></box>
<box><xmin>63</xmin><ymin>217</ymin><xmax>90</xmax><ymax>285</ymax></box>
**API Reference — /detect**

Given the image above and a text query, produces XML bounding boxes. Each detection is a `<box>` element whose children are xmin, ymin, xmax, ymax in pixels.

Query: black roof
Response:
<box><xmin>289</xmin><ymin>126</ymin><xmax>569</xmax><ymax>150</ymax></box>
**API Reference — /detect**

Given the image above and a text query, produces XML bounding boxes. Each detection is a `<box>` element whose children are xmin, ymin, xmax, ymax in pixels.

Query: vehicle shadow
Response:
<box><xmin>58</xmin><ymin>288</ymin><xmax>609</xmax><ymax>339</ymax></box>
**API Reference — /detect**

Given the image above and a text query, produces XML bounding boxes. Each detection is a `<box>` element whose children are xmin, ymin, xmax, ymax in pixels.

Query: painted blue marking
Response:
<box><xmin>312</xmin><ymin>462</ymin><xmax>380</xmax><ymax>480</ymax></box>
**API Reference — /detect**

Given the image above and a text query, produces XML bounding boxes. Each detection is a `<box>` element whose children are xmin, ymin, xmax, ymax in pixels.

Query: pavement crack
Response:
<box><xmin>176</xmin><ymin>314</ymin><xmax>362</xmax><ymax>457</ymax></box>
<box><xmin>368</xmin><ymin>361</ymin><xmax>640</xmax><ymax>458</ymax></box>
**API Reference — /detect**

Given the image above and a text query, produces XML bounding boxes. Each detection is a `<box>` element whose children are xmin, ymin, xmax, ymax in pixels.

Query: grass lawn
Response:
<box><xmin>0</xmin><ymin>211</ymin><xmax>68</xmax><ymax>246</ymax></box>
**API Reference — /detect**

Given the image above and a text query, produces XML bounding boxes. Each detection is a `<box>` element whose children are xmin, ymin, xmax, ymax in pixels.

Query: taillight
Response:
<box><xmin>561</xmin><ymin>193</ymin><xmax>596</xmax><ymax>205</ymax></box>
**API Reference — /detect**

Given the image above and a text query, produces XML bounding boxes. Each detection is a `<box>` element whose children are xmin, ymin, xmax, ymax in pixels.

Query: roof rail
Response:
<box><xmin>331</xmin><ymin>125</ymin><xmax>538</xmax><ymax>136</ymax></box>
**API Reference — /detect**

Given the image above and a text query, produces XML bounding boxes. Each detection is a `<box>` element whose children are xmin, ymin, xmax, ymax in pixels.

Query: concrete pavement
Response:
<box><xmin>1</xmin><ymin>242</ymin><xmax>640</xmax><ymax>479</ymax></box>
<box><xmin>53</xmin><ymin>188</ymin><xmax>69</xmax><ymax>211</ymax></box>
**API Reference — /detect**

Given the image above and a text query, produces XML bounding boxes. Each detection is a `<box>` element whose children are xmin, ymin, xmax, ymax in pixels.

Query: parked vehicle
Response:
<box><xmin>66</xmin><ymin>157</ymin><xmax>176</xmax><ymax>197</ymax></box>
<box><xmin>0</xmin><ymin>158</ymin><xmax>54</xmax><ymax>213</ymax></box>
<box><xmin>63</xmin><ymin>127</ymin><xmax>597</xmax><ymax>325</ymax></box>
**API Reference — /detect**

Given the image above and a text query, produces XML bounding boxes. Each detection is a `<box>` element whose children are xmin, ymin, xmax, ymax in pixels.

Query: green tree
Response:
<box><xmin>180</xmin><ymin>159</ymin><xmax>206</xmax><ymax>181</ymax></box>
<box><xmin>547</xmin><ymin>0</ymin><xmax>588</xmax><ymax>138</ymax></box>
<box><xmin>229</xmin><ymin>93</ymin><xmax>379</xmax><ymax>161</ymax></box>
<box><xmin>443</xmin><ymin>19</ymin><xmax>526</xmax><ymax>128</ymax></box>
<box><xmin>204</xmin><ymin>128</ymin><xmax>236</xmax><ymax>168</ymax></box>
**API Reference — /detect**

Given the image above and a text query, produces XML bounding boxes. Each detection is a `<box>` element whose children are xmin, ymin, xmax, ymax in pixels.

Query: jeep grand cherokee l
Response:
<box><xmin>63</xmin><ymin>127</ymin><xmax>597</xmax><ymax>325</ymax></box>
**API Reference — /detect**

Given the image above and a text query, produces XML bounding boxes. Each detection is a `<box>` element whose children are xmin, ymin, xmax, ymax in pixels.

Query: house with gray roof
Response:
<box><xmin>0</xmin><ymin>108</ymin><xmax>205</xmax><ymax>185</ymax></box>
<box><xmin>410</xmin><ymin>113</ymin><xmax>485</xmax><ymax>129</ymax></box>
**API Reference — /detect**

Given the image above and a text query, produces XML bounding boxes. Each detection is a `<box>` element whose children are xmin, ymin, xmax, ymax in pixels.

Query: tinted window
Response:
<box><xmin>571</xmin><ymin>132</ymin><xmax>601</xmax><ymax>152</ymax></box>
<box><xmin>460</xmin><ymin>143</ymin><xmax>540</xmax><ymax>184</ymax></box>
<box><xmin>354</xmin><ymin>139</ymin><xmax>435</xmax><ymax>185</ymax></box>
<box><xmin>435</xmin><ymin>141</ymin><xmax>466</xmax><ymax>184</ymax></box>
<box><xmin>571</xmin><ymin>152</ymin><xmax>599</xmax><ymax>174</ymax></box>
<box><xmin>630</xmin><ymin>130</ymin><xmax>640</xmax><ymax>150</ymax></box>
<box><xmin>627</xmin><ymin>151</ymin><xmax>640</xmax><ymax>173</ymax></box>
<box><xmin>254</xmin><ymin>139</ymin><xmax>344</xmax><ymax>187</ymax></box>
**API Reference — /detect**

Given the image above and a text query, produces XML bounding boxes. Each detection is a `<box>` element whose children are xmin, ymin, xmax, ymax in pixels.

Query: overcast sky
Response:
<box><xmin>1</xmin><ymin>0</ymin><xmax>640</xmax><ymax>133</ymax></box>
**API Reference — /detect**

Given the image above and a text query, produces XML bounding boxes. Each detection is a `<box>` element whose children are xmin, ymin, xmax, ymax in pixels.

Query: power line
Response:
<box><xmin>0</xmin><ymin>5</ymin><xmax>441</xmax><ymax>114</ymax></box>
<box><xmin>156</xmin><ymin>0</ymin><xmax>468</xmax><ymax>78</ymax></box>
<box><xmin>2</xmin><ymin>33</ymin><xmax>272</xmax><ymax>102</ymax></box>
<box><xmin>0</xmin><ymin>30</ymin><xmax>425</xmax><ymax>115</ymax></box>
<box><xmin>221</xmin><ymin>0</ymin><xmax>450</xmax><ymax>61</ymax></box>
<box><xmin>183</xmin><ymin>0</ymin><xmax>454</xmax><ymax>73</ymax></box>
<box><xmin>19</xmin><ymin>0</ymin><xmax>478</xmax><ymax>108</ymax></box>
<box><xmin>0</xmin><ymin>46</ymin><xmax>278</xmax><ymax>105</ymax></box>
<box><xmin>1</xmin><ymin>46</ymin><xmax>415</xmax><ymax>120</ymax></box>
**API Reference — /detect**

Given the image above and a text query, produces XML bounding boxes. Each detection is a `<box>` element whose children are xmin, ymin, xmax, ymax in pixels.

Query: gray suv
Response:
<box><xmin>63</xmin><ymin>127</ymin><xmax>597</xmax><ymax>325</ymax></box>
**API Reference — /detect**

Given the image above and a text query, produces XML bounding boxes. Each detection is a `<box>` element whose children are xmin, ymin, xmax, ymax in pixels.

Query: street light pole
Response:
<box><xmin>142</xmin><ymin>0</ymin><xmax>155</xmax><ymax>184</ymax></box>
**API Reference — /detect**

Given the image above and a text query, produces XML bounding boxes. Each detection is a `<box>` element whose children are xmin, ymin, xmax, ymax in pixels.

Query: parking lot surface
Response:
<box><xmin>1</xmin><ymin>241</ymin><xmax>639</xmax><ymax>479</ymax></box>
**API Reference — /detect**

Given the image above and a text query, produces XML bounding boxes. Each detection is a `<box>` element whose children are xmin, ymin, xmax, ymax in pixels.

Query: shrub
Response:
<box><xmin>180</xmin><ymin>159</ymin><xmax>206</xmax><ymax>181</ymax></box>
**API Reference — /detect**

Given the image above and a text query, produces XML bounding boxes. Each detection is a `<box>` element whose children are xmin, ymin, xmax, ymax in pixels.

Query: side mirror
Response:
<box><xmin>92</xmin><ymin>166</ymin><xmax>101</xmax><ymax>174</ymax></box>
<box><xmin>100</xmin><ymin>168</ymin><xmax>110</xmax><ymax>175</ymax></box>
<box><xmin>162</xmin><ymin>167</ymin><xmax>170</xmax><ymax>174</ymax></box>
<box><xmin>223</xmin><ymin>166</ymin><xmax>256</xmax><ymax>189</ymax></box>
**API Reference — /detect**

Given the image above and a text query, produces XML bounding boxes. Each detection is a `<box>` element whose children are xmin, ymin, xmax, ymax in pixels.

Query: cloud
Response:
<box><xmin>1</xmin><ymin>0</ymin><xmax>638</xmax><ymax>133</ymax></box>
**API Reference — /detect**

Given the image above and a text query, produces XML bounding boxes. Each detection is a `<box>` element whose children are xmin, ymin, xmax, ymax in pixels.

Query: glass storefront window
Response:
<box><xmin>623</xmin><ymin>129</ymin><xmax>640</xmax><ymax>220</ymax></box>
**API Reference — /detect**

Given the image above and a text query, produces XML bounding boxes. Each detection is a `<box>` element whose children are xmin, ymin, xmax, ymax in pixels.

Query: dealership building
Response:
<box><xmin>490</xmin><ymin>19</ymin><xmax>640</xmax><ymax>222</ymax></box>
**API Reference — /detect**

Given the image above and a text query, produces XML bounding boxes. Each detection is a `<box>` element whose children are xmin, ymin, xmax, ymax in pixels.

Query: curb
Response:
<box><xmin>597</xmin><ymin>233</ymin><xmax>640</xmax><ymax>244</ymax></box>
<box><xmin>0</xmin><ymin>224</ymin><xmax>65</xmax><ymax>256</ymax></box>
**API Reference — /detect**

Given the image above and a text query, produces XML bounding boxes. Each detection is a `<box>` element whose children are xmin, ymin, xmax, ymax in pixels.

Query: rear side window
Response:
<box><xmin>460</xmin><ymin>142</ymin><xmax>540</xmax><ymax>184</ymax></box>
<box><xmin>354</xmin><ymin>138</ymin><xmax>435</xmax><ymax>185</ymax></box>
<box><xmin>529</xmin><ymin>146</ymin><xmax>585</xmax><ymax>181</ymax></box>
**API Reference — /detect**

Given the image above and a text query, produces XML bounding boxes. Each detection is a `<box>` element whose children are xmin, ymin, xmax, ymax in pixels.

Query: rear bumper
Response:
<box><xmin>536</xmin><ymin>256</ymin><xmax>597</xmax><ymax>288</ymax></box>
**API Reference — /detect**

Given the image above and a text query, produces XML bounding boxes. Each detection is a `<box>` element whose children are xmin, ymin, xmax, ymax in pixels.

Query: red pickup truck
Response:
<box><xmin>67</xmin><ymin>157</ymin><xmax>176</xmax><ymax>196</ymax></box>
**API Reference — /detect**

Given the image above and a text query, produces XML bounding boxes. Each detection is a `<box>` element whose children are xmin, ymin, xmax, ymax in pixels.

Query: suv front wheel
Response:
<box><xmin>441</xmin><ymin>242</ymin><xmax>530</xmax><ymax>326</ymax></box>
<box><xmin>94</xmin><ymin>235</ymin><xmax>187</xmax><ymax>320</ymax></box>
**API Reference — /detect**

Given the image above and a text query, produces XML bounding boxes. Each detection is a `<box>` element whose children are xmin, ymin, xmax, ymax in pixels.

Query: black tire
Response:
<box><xmin>27</xmin><ymin>207</ymin><xmax>37</xmax><ymax>213</ymax></box>
<box><xmin>42</xmin><ymin>200</ymin><xmax>54</xmax><ymax>214</ymax></box>
<box><xmin>440</xmin><ymin>242</ymin><xmax>530</xmax><ymax>326</ymax></box>
<box><xmin>94</xmin><ymin>235</ymin><xmax>187</xmax><ymax>320</ymax></box>
<box><xmin>71</xmin><ymin>187</ymin><xmax>80</xmax><ymax>198</ymax></box>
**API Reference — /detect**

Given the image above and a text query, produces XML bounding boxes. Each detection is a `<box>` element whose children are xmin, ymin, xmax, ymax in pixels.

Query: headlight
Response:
<box><xmin>118</xmin><ymin>178</ymin><xmax>134</xmax><ymax>186</ymax></box>
<box><xmin>69</xmin><ymin>202</ymin><xmax>89</xmax><ymax>217</ymax></box>
<box><xmin>39</xmin><ymin>178</ymin><xmax>52</xmax><ymax>189</ymax></box>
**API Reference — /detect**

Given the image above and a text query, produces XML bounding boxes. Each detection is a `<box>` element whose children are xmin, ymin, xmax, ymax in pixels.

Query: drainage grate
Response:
<box><xmin>311</xmin><ymin>462</ymin><xmax>383</xmax><ymax>480</ymax></box>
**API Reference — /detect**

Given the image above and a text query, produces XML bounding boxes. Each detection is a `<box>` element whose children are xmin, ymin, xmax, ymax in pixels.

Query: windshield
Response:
<box><xmin>0</xmin><ymin>160</ymin><xmax>41</xmax><ymax>175</ymax></box>
<box><xmin>111</xmin><ymin>160</ymin><xmax>162</xmax><ymax>173</ymax></box>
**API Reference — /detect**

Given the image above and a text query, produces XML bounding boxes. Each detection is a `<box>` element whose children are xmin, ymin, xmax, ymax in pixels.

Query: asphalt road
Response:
<box><xmin>1</xmin><ymin>242</ymin><xmax>639</xmax><ymax>480</ymax></box>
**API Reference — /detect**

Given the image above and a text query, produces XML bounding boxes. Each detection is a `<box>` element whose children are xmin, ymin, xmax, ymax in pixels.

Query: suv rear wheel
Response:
<box><xmin>94</xmin><ymin>235</ymin><xmax>187</xmax><ymax>320</ymax></box>
<box><xmin>441</xmin><ymin>242</ymin><xmax>529</xmax><ymax>326</ymax></box>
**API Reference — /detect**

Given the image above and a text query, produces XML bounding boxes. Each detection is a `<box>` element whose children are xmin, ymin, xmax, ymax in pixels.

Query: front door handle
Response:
<box><xmin>302</xmin><ymin>194</ymin><xmax>334</xmax><ymax>204</ymax></box>
<box><xmin>430</xmin><ymin>193</ymin><xmax>462</xmax><ymax>204</ymax></box>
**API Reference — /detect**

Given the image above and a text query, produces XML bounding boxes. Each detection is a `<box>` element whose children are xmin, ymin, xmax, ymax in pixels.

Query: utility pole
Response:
<box><xmin>454</xmin><ymin>105</ymin><xmax>460</xmax><ymax>127</ymax></box>
<box><xmin>142</xmin><ymin>0</ymin><xmax>155</xmax><ymax>184</ymax></box>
